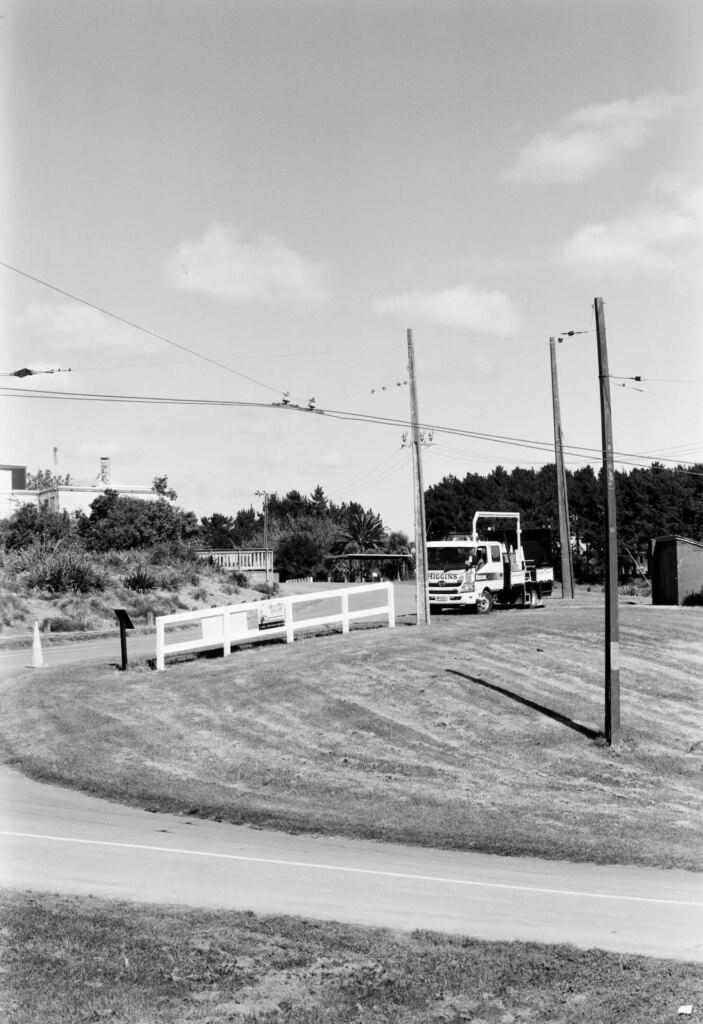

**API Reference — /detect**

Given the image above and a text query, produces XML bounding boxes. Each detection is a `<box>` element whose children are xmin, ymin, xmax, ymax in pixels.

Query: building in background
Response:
<box><xmin>651</xmin><ymin>535</ymin><xmax>703</xmax><ymax>605</ymax></box>
<box><xmin>0</xmin><ymin>457</ymin><xmax>156</xmax><ymax>518</ymax></box>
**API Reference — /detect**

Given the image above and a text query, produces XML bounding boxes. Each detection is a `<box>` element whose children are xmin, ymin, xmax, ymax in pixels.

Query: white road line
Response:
<box><xmin>2</xmin><ymin>830</ymin><xmax>701</xmax><ymax>907</ymax></box>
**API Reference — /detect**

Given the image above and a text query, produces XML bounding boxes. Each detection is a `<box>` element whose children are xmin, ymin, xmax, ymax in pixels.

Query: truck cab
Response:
<box><xmin>427</xmin><ymin>512</ymin><xmax>553</xmax><ymax>615</ymax></box>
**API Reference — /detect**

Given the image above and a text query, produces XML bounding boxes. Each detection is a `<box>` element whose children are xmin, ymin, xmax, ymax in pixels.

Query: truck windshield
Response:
<box><xmin>428</xmin><ymin>547</ymin><xmax>475</xmax><ymax>570</ymax></box>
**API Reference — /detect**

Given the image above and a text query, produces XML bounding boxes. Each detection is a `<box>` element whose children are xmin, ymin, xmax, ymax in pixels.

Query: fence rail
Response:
<box><xmin>155</xmin><ymin>582</ymin><xmax>395</xmax><ymax>670</ymax></box>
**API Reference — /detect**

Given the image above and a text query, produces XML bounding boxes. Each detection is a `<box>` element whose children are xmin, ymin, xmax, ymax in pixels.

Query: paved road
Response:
<box><xmin>1</xmin><ymin>765</ymin><xmax>701</xmax><ymax>961</ymax></box>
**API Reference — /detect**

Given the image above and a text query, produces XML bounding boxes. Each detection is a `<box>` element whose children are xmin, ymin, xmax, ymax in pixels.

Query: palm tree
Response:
<box><xmin>338</xmin><ymin>508</ymin><xmax>386</xmax><ymax>552</ymax></box>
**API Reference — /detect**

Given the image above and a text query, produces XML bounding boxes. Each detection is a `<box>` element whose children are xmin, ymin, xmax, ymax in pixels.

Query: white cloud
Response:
<box><xmin>163</xmin><ymin>223</ymin><xmax>328</xmax><ymax>304</ymax></box>
<box><xmin>374</xmin><ymin>283</ymin><xmax>521</xmax><ymax>335</ymax></box>
<box><xmin>503</xmin><ymin>91</ymin><xmax>682</xmax><ymax>184</ymax></box>
<box><xmin>14</xmin><ymin>302</ymin><xmax>148</xmax><ymax>356</ymax></box>
<box><xmin>562</xmin><ymin>180</ymin><xmax>703</xmax><ymax>278</ymax></box>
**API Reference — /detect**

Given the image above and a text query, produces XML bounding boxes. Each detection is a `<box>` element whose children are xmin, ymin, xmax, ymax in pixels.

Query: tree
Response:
<box><xmin>274</xmin><ymin>532</ymin><xmax>324</xmax><ymax>582</ymax></box>
<box><xmin>310</xmin><ymin>485</ymin><xmax>328</xmax><ymax>517</ymax></box>
<box><xmin>1</xmin><ymin>503</ymin><xmax>74</xmax><ymax>549</ymax></box>
<box><xmin>77</xmin><ymin>490</ymin><xmax>198</xmax><ymax>551</ymax></box>
<box><xmin>25</xmin><ymin>469</ymin><xmax>72</xmax><ymax>489</ymax></box>
<box><xmin>338</xmin><ymin>508</ymin><xmax>386</xmax><ymax>552</ymax></box>
<box><xmin>199</xmin><ymin>513</ymin><xmax>237</xmax><ymax>549</ymax></box>
<box><xmin>152</xmin><ymin>475</ymin><xmax>178</xmax><ymax>501</ymax></box>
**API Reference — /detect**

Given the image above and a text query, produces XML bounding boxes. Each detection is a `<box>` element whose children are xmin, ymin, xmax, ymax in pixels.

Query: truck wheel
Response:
<box><xmin>529</xmin><ymin>588</ymin><xmax>539</xmax><ymax>608</ymax></box>
<box><xmin>476</xmin><ymin>589</ymin><xmax>493</xmax><ymax>614</ymax></box>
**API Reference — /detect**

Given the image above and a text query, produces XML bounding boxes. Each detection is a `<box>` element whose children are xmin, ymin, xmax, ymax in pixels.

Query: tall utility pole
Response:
<box><xmin>549</xmin><ymin>337</ymin><xmax>575</xmax><ymax>599</ymax></box>
<box><xmin>255</xmin><ymin>490</ymin><xmax>270</xmax><ymax>583</ymax></box>
<box><xmin>594</xmin><ymin>298</ymin><xmax>620</xmax><ymax>747</ymax></box>
<box><xmin>407</xmin><ymin>329</ymin><xmax>430</xmax><ymax>625</ymax></box>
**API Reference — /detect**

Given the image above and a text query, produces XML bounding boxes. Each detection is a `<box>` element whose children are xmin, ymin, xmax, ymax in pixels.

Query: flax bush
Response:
<box><xmin>9</xmin><ymin>542</ymin><xmax>108</xmax><ymax>594</ymax></box>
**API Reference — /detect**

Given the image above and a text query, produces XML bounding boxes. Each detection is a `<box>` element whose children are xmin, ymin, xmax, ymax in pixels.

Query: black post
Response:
<box><xmin>114</xmin><ymin>609</ymin><xmax>135</xmax><ymax>672</ymax></box>
<box><xmin>119</xmin><ymin>622</ymin><xmax>129</xmax><ymax>671</ymax></box>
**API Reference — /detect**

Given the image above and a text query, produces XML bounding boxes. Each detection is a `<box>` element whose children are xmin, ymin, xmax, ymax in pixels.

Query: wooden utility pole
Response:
<box><xmin>255</xmin><ymin>490</ymin><xmax>270</xmax><ymax>583</ymax></box>
<box><xmin>550</xmin><ymin>337</ymin><xmax>575</xmax><ymax>599</ymax></box>
<box><xmin>407</xmin><ymin>329</ymin><xmax>430</xmax><ymax>625</ymax></box>
<box><xmin>594</xmin><ymin>298</ymin><xmax>620</xmax><ymax>747</ymax></box>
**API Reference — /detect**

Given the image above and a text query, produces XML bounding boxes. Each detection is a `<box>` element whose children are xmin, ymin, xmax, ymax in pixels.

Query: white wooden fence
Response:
<box><xmin>155</xmin><ymin>582</ymin><xmax>395</xmax><ymax>670</ymax></box>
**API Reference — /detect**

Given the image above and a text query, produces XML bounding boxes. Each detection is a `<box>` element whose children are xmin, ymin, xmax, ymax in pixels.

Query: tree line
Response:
<box><xmin>4</xmin><ymin>462</ymin><xmax>700</xmax><ymax>584</ymax></box>
<box><xmin>424</xmin><ymin>462</ymin><xmax>703</xmax><ymax>582</ymax></box>
<box><xmin>1</xmin><ymin>480</ymin><xmax>411</xmax><ymax>583</ymax></box>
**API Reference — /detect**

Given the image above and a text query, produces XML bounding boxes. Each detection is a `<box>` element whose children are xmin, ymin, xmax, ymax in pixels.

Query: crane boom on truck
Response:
<box><xmin>427</xmin><ymin>511</ymin><xmax>554</xmax><ymax>615</ymax></box>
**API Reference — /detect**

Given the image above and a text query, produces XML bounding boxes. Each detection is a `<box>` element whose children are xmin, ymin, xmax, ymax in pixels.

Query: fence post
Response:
<box><xmin>387</xmin><ymin>582</ymin><xmax>396</xmax><ymax>628</ymax></box>
<box><xmin>222</xmin><ymin>608</ymin><xmax>231</xmax><ymax>658</ymax></box>
<box><xmin>285</xmin><ymin>597</ymin><xmax>294</xmax><ymax>644</ymax></box>
<box><xmin>341</xmin><ymin>592</ymin><xmax>350</xmax><ymax>634</ymax></box>
<box><xmin>156</xmin><ymin>618</ymin><xmax>165</xmax><ymax>671</ymax></box>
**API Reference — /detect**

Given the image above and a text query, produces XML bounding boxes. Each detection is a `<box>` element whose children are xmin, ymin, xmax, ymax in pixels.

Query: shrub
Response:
<box><xmin>683</xmin><ymin>588</ymin><xmax>703</xmax><ymax>607</ymax></box>
<box><xmin>0</xmin><ymin>593</ymin><xmax>30</xmax><ymax>628</ymax></box>
<box><xmin>101</xmin><ymin>550</ymin><xmax>136</xmax><ymax>571</ymax></box>
<box><xmin>252</xmin><ymin>581</ymin><xmax>280</xmax><ymax>598</ymax></box>
<box><xmin>49</xmin><ymin>614</ymin><xmax>92</xmax><ymax>633</ymax></box>
<box><xmin>123</xmin><ymin>567</ymin><xmax>158</xmax><ymax>593</ymax></box>
<box><xmin>118</xmin><ymin>593</ymin><xmax>188</xmax><ymax>622</ymax></box>
<box><xmin>11</xmin><ymin>543</ymin><xmax>108</xmax><ymax>594</ymax></box>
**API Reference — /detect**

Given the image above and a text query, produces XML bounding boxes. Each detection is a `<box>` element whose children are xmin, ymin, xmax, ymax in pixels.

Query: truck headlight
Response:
<box><xmin>458</xmin><ymin>582</ymin><xmax>475</xmax><ymax>593</ymax></box>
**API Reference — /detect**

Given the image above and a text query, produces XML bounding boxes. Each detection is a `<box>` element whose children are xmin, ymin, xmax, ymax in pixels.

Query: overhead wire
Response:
<box><xmin>612</xmin><ymin>380</ymin><xmax>701</xmax><ymax>407</ymax></box>
<box><xmin>325</xmin><ymin>449</ymin><xmax>407</xmax><ymax>500</ymax></box>
<box><xmin>341</xmin><ymin>452</ymin><xmax>410</xmax><ymax>500</ymax></box>
<box><xmin>0</xmin><ymin>261</ymin><xmax>284</xmax><ymax>397</ymax></box>
<box><xmin>4</xmin><ymin>383</ymin><xmax>702</xmax><ymax>478</ymax></box>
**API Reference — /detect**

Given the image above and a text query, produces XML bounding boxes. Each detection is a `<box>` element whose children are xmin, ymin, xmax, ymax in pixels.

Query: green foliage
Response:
<box><xmin>1</xmin><ymin>504</ymin><xmax>75</xmax><ymax>550</ymax></box>
<box><xmin>275</xmin><ymin>532</ymin><xmax>324</xmax><ymax>582</ymax></box>
<box><xmin>25</xmin><ymin>468</ymin><xmax>72</xmax><ymax>489</ymax></box>
<box><xmin>0</xmin><ymin>592</ymin><xmax>30</xmax><ymax>628</ymax></box>
<box><xmin>338</xmin><ymin>507</ymin><xmax>386</xmax><ymax>552</ymax></box>
<box><xmin>77</xmin><ymin>490</ymin><xmax>198</xmax><ymax>552</ymax></box>
<box><xmin>48</xmin><ymin>614</ymin><xmax>93</xmax><ymax>632</ymax></box>
<box><xmin>425</xmin><ymin>461</ymin><xmax>703</xmax><ymax>584</ymax></box>
<box><xmin>682</xmin><ymin>587</ymin><xmax>703</xmax><ymax>607</ymax></box>
<box><xmin>199</xmin><ymin>513</ymin><xmax>238</xmax><ymax>549</ymax></box>
<box><xmin>252</xmin><ymin>581</ymin><xmax>280</xmax><ymax>597</ymax></box>
<box><xmin>228</xmin><ymin>571</ymin><xmax>249</xmax><ymax>588</ymax></box>
<box><xmin>151</xmin><ymin>474</ymin><xmax>178</xmax><ymax>501</ymax></box>
<box><xmin>123</xmin><ymin>566</ymin><xmax>158</xmax><ymax>593</ymax></box>
<box><xmin>9</xmin><ymin>542</ymin><xmax>108</xmax><ymax>594</ymax></box>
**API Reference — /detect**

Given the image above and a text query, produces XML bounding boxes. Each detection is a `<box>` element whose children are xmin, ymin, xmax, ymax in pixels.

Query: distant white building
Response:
<box><xmin>0</xmin><ymin>458</ymin><xmax>157</xmax><ymax>519</ymax></box>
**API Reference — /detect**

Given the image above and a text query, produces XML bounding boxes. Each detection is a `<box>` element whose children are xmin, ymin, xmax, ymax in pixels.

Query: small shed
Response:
<box><xmin>651</xmin><ymin>535</ymin><xmax>703</xmax><ymax>605</ymax></box>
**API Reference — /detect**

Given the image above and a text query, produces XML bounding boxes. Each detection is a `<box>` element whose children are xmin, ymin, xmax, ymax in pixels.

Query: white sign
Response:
<box><xmin>258</xmin><ymin>600</ymin><xmax>286</xmax><ymax>630</ymax></box>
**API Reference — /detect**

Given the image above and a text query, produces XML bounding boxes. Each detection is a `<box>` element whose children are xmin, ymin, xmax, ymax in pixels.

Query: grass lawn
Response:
<box><xmin>2</xmin><ymin>890</ymin><xmax>701</xmax><ymax>1024</ymax></box>
<box><xmin>1</xmin><ymin>601</ymin><xmax>701</xmax><ymax>870</ymax></box>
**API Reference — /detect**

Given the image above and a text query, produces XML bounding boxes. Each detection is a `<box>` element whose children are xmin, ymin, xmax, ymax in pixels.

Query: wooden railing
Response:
<box><xmin>196</xmin><ymin>549</ymin><xmax>273</xmax><ymax>571</ymax></box>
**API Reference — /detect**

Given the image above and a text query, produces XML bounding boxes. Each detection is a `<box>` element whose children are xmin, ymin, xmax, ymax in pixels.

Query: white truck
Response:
<box><xmin>427</xmin><ymin>511</ymin><xmax>554</xmax><ymax>614</ymax></box>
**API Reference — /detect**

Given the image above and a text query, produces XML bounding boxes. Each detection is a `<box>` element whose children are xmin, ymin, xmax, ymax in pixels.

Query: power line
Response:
<box><xmin>611</xmin><ymin>375</ymin><xmax>703</xmax><ymax>385</ymax></box>
<box><xmin>4</xmin><ymin>383</ymin><xmax>702</xmax><ymax>477</ymax></box>
<box><xmin>327</xmin><ymin>449</ymin><xmax>409</xmax><ymax>501</ymax></box>
<box><xmin>612</xmin><ymin>381</ymin><xmax>701</xmax><ymax>407</ymax></box>
<box><xmin>0</xmin><ymin>261</ymin><xmax>284</xmax><ymax>397</ymax></box>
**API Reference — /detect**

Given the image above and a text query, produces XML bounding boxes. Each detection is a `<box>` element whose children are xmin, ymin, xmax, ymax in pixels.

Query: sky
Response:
<box><xmin>2</xmin><ymin>0</ymin><xmax>702</xmax><ymax>536</ymax></box>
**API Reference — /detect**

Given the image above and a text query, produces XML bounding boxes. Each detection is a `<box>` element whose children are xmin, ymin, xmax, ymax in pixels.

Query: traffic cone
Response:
<box><xmin>26</xmin><ymin>621</ymin><xmax>46</xmax><ymax>669</ymax></box>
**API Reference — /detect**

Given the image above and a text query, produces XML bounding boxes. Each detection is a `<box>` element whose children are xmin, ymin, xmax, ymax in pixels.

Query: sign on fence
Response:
<box><xmin>258</xmin><ymin>600</ymin><xmax>286</xmax><ymax>630</ymax></box>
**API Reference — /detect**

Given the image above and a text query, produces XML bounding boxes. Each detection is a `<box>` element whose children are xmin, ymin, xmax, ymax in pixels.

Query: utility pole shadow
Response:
<box><xmin>447</xmin><ymin>668</ymin><xmax>602</xmax><ymax>741</ymax></box>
